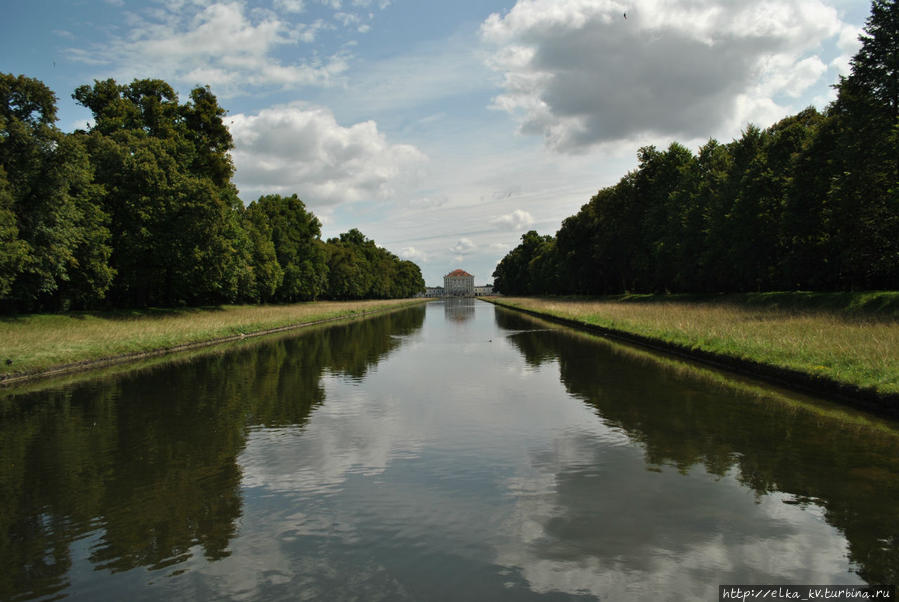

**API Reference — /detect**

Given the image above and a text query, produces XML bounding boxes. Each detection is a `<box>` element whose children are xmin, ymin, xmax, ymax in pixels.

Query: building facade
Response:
<box><xmin>443</xmin><ymin>269</ymin><xmax>474</xmax><ymax>296</ymax></box>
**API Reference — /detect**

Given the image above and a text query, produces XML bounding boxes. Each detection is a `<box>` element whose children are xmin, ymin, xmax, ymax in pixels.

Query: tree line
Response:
<box><xmin>494</xmin><ymin>0</ymin><xmax>897</xmax><ymax>296</ymax></box>
<box><xmin>0</xmin><ymin>76</ymin><xmax>424</xmax><ymax>312</ymax></box>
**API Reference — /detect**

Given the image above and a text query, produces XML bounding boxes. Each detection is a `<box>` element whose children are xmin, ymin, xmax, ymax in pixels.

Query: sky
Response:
<box><xmin>1</xmin><ymin>0</ymin><xmax>871</xmax><ymax>287</ymax></box>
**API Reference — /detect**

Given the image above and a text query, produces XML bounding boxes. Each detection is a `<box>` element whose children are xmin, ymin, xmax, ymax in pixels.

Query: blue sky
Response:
<box><xmin>1</xmin><ymin>0</ymin><xmax>871</xmax><ymax>286</ymax></box>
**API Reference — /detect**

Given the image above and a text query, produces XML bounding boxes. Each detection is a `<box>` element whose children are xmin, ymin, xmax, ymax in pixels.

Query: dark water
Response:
<box><xmin>2</xmin><ymin>299</ymin><xmax>898</xmax><ymax>601</ymax></box>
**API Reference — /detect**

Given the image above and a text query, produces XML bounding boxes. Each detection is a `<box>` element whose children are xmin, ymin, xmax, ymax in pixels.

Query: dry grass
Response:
<box><xmin>491</xmin><ymin>296</ymin><xmax>899</xmax><ymax>394</ymax></box>
<box><xmin>0</xmin><ymin>299</ymin><xmax>427</xmax><ymax>378</ymax></box>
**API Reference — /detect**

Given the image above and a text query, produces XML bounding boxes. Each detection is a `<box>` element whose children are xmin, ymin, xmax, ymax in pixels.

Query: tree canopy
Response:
<box><xmin>493</xmin><ymin>0</ymin><xmax>898</xmax><ymax>296</ymax></box>
<box><xmin>0</xmin><ymin>74</ymin><xmax>113</xmax><ymax>311</ymax></box>
<box><xmin>0</xmin><ymin>76</ymin><xmax>424</xmax><ymax>313</ymax></box>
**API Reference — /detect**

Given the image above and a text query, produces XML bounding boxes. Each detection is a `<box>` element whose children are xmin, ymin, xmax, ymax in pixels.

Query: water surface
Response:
<box><xmin>2</xmin><ymin>299</ymin><xmax>898</xmax><ymax>600</ymax></box>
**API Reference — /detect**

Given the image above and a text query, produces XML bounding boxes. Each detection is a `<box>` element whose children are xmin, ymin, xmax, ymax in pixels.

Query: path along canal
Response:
<box><xmin>2</xmin><ymin>298</ymin><xmax>898</xmax><ymax>600</ymax></box>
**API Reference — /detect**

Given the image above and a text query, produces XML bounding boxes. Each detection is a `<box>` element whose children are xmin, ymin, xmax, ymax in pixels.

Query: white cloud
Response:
<box><xmin>332</xmin><ymin>10</ymin><xmax>372</xmax><ymax>33</ymax></box>
<box><xmin>491</xmin><ymin>209</ymin><xmax>535</xmax><ymax>231</ymax></box>
<box><xmin>274</xmin><ymin>0</ymin><xmax>305</xmax><ymax>13</ymax></box>
<box><xmin>399</xmin><ymin>247</ymin><xmax>429</xmax><ymax>262</ymax></box>
<box><xmin>760</xmin><ymin>55</ymin><xmax>829</xmax><ymax>98</ymax></box>
<box><xmin>830</xmin><ymin>23</ymin><xmax>863</xmax><ymax>76</ymax></box>
<box><xmin>70</xmin><ymin>118</ymin><xmax>92</xmax><ymax>131</ymax></box>
<box><xmin>491</xmin><ymin>425</ymin><xmax>863</xmax><ymax>600</ymax></box>
<box><xmin>316</xmin><ymin>211</ymin><xmax>335</xmax><ymax>226</ymax></box>
<box><xmin>69</xmin><ymin>1</ymin><xmax>348</xmax><ymax>94</ymax></box>
<box><xmin>481</xmin><ymin>0</ymin><xmax>848</xmax><ymax>152</ymax></box>
<box><xmin>334</xmin><ymin>11</ymin><xmax>361</xmax><ymax>27</ymax></box>
<box><xmin>230</xmin><ymin>103</ymin><xmax>427</xmax><ymax>206</ymax></box>
<box><xmin>450</xmin><ymin>238</ymin><xmax>477</xmax><ymax>255</ymax></box>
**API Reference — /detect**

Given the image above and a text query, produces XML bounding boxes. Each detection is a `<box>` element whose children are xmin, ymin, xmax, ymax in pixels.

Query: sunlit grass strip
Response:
<box><xmin>0</xmin><ymin>299</ymin><xmax>428</xmax><ymax>380</ymax></box>
<box><xmin>487</xmin><ymin>295</ymin><xmax>899</xmax><ymax>395</ymax></box>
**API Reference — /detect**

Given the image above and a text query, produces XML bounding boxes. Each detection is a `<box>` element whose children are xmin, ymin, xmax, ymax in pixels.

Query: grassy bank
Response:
<box><xmin>0</xmin><ymin>298</ymin><xmax>429</xmax><ymax>381</ymax></box>
<box><xmin>487</xmin><ymin>292</ymin><xmax>899</xmax><ymax>398</ymax></box>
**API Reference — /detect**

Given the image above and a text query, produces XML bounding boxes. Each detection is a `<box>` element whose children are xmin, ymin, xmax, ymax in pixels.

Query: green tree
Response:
<box><xmin>492</xmin><ymin>230</ymin><xmax>555</xmax><ymax>295</ymax></box>
<box><xmin>695</xmin><ymin>139</ymin><xmax>734</xmax><ymax>291</ymax></box>
<box><xmin>326</xmin><ymin>242</ymin><xmax>371</xmax><ymax>299</ymax></box>
<box><xmin>239</xmin><ymin>203</ymin><xmax>284</xmax><ymax>302</ymax></box>
<box><xmin>0</xmin><ymin>168</ymin><xmax>27</xmax><ymax>298</ymax></box>
<box><xmin>527</xmin><ymin>237</ymin><xmax>563</xmax><ymax>294</ymax></box>
<box><xmin>74</xmin><ymin>78</ymin><xmax>246</xmax><ymax>306</ymax></box>
<box><xmin>554</xmin><ymin>172</ymin><xmax>643</xmax><ymax>295</ymax></box>
<box><xmin>246</xmin><ymin>194</ymin><xmax>327</xmax><ymax>302</ymax></box>
<box><xmin>493</xmin><ymin>1</ymin><xmax>897</xmax><ymax>295</ymax></box>
<box><xmin>826</xmin><ymin>0</ymin><xmax>899</xmax><ymax>289</ymax></box>
<box><xmin>634</xmin><ymin>143</ymin><xmax>699</xmax><ymax>292</ymax></box>
<box><xmin>322</xmin><ymin>229</ymin><xmax>423</xmax><ymax>300</ymax></box>
<box><xmin>781</xmin><ymin>113</ymin><xmax>838</xmax><ymax>289</ymax></box>
<box><xmin>849</xmin><ymin>0</ymin><xmax>899</xmax><ymax>124</ymax></box>
<box><xmin>180</xmin><ymin>86</ymin><xmax>234</xmax><ymax>187</ymax></box>
<box><xmin>766</xmin><ymin>108</ymin><xmax>829</xmax><ymax>289</ymax></box>
<box><xmin>392</xmin><ymin>260</ymin><xmax>425</xmax><ymax>298</ymax></box>
<box><xmin>0</xmin><ymin>74</ymin><xmax>113</xmax><ymax>311</ymax></box>
<box><xmin>325</xmin><ymin>229</ymin><xmax>375</xmax><ymax>299</ymax></box>
<box><xmin>703</xmin><ymin>125</ymin><xmax>768</xmax><ymax>291</ymax></box>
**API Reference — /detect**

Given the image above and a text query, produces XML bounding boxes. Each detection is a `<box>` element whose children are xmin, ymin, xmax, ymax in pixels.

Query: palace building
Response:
<box><xmin>443</xmin><ymin>269</ymin><xmax>474</xmax><ymax>296</ymax></box>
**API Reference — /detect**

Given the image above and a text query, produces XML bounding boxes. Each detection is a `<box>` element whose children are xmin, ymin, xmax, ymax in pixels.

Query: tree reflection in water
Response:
<box><xmin>3</xmin><ymin>302</ymin><xmax>897</xmax><ymax>600</ymax></box>
<box><xmin>0</xmin><ymin>306</ymin><xmax>426</xmax><ymax>600</ymax></box>
<box><xmin>495</xmin><ymin>307</ymin><xmax>899</xmax><ymax>585</ymax></box>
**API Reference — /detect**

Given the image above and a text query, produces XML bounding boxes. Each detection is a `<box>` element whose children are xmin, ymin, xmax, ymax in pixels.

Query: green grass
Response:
<box><xmin>0</xmin><ymin>298</ymin><xmax>429</xmax><ymax>380</ymax></box>
<box><xmin>602</xmin><ymin>290</ymin><xmax>899</xmax><ymax>316</ymax></box>
<box><xmin>487</xmin><ymin>292</ymin><xmax>899</xmax><ymax>395</ymax></box>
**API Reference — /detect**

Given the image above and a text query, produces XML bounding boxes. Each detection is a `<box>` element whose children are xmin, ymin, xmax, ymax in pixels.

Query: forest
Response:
<box><xmin>0</xmin><ymin>76</ymin><xmax>424</xmax><ymax>313</ymax></box>
<box><xmin>493</xmin><ymin>0</ymin><xmax>897</xmax><ymax>296</ymax></box>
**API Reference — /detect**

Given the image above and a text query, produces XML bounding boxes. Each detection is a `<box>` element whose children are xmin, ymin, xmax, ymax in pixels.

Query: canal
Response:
<box><xmin>2</xmin><ymin>299</ymin><xmax>898</xmax><ymax>600</ymax></box>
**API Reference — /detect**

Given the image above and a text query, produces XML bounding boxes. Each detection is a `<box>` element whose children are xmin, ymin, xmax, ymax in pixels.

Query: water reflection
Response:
<box><xmin>496</xmin><ymin>307</ymin><xmax>899</xmax><ymax>588</ymax></box>
<box><xmin>0</xmin><ymin>306</ymin><xmax>425</xmax><ymax>601</ymax></box>
<box><xmin>443</xmin><ymin>296</ymin><xmax>476</xmax><ymax>322</ymax></box>
<box><xmin>2</xmin><ymin>301</ymin><xmax>899</xmax><ymax>600</ymax></box>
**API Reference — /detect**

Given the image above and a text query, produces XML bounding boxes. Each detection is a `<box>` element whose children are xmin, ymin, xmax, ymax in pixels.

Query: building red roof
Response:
<box><xmin>446</xmin><ymin>269</ymin><xmax>473</xmax><ymax>278</ymax></box>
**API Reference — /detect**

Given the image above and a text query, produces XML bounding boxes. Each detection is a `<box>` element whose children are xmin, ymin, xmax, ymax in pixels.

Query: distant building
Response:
<box><xmin>474</xmin><ymin>285</ymin><xmax>494</xmax><ymax>296</ymax></box>
<box><xmin>423</xmin><ymin>286</ymin><xmax>444</xmax><ymax>297</ymax></box>
<box><xmin>444</xmin><ymin>269</ymin><xmax>474</xmax><ymax>296</ymax></box>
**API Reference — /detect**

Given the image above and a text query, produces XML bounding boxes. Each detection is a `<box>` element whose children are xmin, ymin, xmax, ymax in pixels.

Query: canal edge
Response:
<box><xmin>482</xmin><ymin>298</ymin><xmax>899</xmax><ymax>418</ymax></box>
<box><xmin>0</xmin><ymin>299</ymin><xmax>430</xmax><ymax>387</ymax></box>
